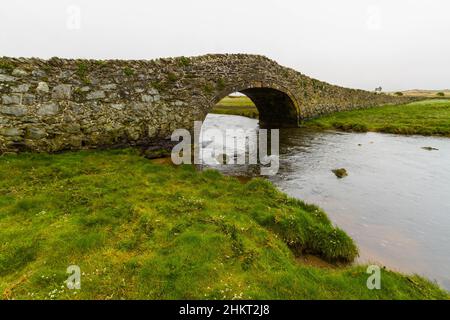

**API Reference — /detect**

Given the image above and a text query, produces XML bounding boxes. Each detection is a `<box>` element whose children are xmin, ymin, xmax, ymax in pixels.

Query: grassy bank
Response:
<box><xmin>391</xmin><ymin>90</ymin><xmax>449</xmax><ymax>98</ymax></box>
<box><xmin>303</xmin><ymin>99</ymin><xmax>450</xmax><ymax>136</ymax></box>
<box><xmin>0</xmin><ymin>149</ymin><xmax>447</xmax><ymax>299</ymax></box>
<box><xmin>212</xmin><ymin>96</ymin><xmax>259</xmax><ymax>118</ymax></box>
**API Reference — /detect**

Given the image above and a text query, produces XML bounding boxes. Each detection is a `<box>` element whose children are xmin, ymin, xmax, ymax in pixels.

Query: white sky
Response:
<box><xmin>1</xmin><ymin>0</ymin><xmax>449</xmax><ymax>91</ymax></box>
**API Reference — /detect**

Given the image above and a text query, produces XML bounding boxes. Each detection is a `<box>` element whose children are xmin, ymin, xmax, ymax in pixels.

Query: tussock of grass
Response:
<box><xmin>0</xmin><ymin>149</ymin><xmax>447</xmax><ymax>299</ymax></box>
<box><xmin>303</xmin><ymin>99</ymin><xmax>450</xmax><ymax>136</ymax></box>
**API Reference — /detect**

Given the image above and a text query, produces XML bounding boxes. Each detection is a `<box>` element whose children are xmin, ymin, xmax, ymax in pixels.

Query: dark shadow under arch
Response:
<box><xmin>239</xmin><ymin>87</ymin><xmax>299</xmax><ymax>127</ymax></box>
<box><xmin>212</xmin><ymin>83</ymin><xmax>300</xmax><ymax>128</ymax></box>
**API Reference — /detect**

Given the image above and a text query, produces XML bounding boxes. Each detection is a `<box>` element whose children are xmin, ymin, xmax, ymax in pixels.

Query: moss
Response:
<box><xmin>0</xmin><ymin>59</ymin><xmax>15</xmax><ymax>73</ymax></box>
<box><xmin>151</xmin><ymin>81</ymin><xmax>164</xmax><ymax>92</ymax></box>
<box><xmin>167</xmin><ymin>72</ymin><xmax>178</xmax><ymax>82</ymax></box>
<box><xmin>203</xmin><ymin>82</ymin><xmax>214</xmax><ymax>94</ymax></box>
<box><xmin>177</xmin><ymin>56</ymin><xmax>190</xmax><ymax>67</ymax></box>
<box><xmin>76</xmin><ymin>62</ymin><xmax>91</xmax><ymax>84</ymax></box>
<box><xmin>123</xmin><ymin>67</ymin><xmax>135</xmax><ymax>77</ymax></box>
<box><xmin>93</xmin><ymin>60</ymin><xmax>108</xmax><ymax>68</ymax></box>
<box><xmin>216</xmin><ymin>78</ymin><xmax>226</xmax><ymax>91</ymax></box>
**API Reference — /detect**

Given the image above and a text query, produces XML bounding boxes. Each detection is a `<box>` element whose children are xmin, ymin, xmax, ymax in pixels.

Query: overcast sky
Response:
<box><xmin>1</xmin><ymin>0</ymin><xmax>449</xmax><ymax>91</ymax></box>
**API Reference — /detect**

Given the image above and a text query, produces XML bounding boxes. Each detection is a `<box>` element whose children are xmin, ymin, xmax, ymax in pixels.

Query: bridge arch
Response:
<box><xmin>211</xmin><ymin>81</ymin><xmax>301</xmax><ymax>128</ymax></box>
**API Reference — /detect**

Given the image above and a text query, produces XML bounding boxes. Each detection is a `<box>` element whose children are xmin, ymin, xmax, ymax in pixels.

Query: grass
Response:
<box><xmin>212</xmin><ymin>96</ymin><xmax>259</xmax><ymax>119</ymax></box>
<box><xmin>393</xmin><ymin>89</ymin><xmax>449</xmax><ymax>98</ymax></box>
<box><xmin>0</xmin><ymin>149</ymin><xmax>447</xmax><ymax>300</ymax></box>
<box><xmin>302</xmin><ymin>99</ymin><xmax>450</xmax><ymax>136</ymax></box>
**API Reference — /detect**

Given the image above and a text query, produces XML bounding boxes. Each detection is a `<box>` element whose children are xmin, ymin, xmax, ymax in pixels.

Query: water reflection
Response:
<box><xmin>201</xmin><ymin>113</ymin><xmax>450</xmax><ymax>290</ymax></box>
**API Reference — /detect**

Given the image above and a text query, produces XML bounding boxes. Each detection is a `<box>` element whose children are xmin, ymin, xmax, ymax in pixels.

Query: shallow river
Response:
<box><xmin>200</xmin><ymin>113</ymin><xmax>450</xmax><ymax>290</ymax></box>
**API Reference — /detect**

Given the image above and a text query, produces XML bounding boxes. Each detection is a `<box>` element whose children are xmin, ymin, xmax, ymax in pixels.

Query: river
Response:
<box><xmin>200</xmin><ymin>113</ymin><xmax>450</xmax><ymax>291</ymax></box>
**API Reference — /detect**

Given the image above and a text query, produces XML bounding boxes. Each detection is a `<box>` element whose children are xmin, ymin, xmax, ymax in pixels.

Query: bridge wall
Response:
<box><xmin>0</xmin><ymin>54</ymin><xmax>412</xmax><ymax>153</ymax></box>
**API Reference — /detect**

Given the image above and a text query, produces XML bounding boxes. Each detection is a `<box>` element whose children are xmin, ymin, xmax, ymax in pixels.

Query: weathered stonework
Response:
<box><xmin>0</xmin><ymin>54</ymin><xmax>414</xmax><ymax>154</ymax></box>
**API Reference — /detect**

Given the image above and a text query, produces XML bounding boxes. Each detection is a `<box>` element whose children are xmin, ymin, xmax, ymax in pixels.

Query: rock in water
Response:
<box><xmin>421</xmin><ymin>146</ymin><xmax>439</xmax><ymax>151</ymax></box>
<box><xmin>332</xmin><ymin>168</ymin><xmax>348</xmax><ymax>178</ymax></box>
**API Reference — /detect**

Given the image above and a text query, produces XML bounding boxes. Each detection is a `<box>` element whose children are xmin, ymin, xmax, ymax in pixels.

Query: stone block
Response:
<box><xmin>2</xmin><ymin>94</ymin><xmax>21</xmax><ymax>105</ymax></box>
<box><xmin>36</xmin><ymin>82</ymin><xmax>49</xmax><ymax>93</ymax></box>
<box><xmin>37</xmin><ymin>102</ymin><xmax>59</xmax><ymax>116</ymax></box>
<box><xmin>0</xmin><ymin>127</ymin><xmax>23</xmax><ymax>137</ymax></box>
<box><xmin>0</xmin><ymin>105</ymin><xmax>28</xmax><ymax>116</ymax></box>
<box><xmin>11</xmin><ymin>84</ymin><xmax>30</xmax><ymax>93</ymax></box>
<box><xmin>52</xmin><ymin>84</ymin><xmax>72</xmax><ymax>100</ymax></box>
<box><xmin>26</xmin><ymin>127</ymin><xmax>47</xmax><ymax>139</ymax></box>
<box><xmin>86</xmin><ymin>90</ymin><xmax>106</xmax><ymax>100</ymax></box>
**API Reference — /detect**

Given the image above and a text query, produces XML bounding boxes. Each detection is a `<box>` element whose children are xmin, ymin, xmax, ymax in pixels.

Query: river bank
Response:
<box><xmin>303</xmin><ymin>99</ymin><xmax>450</xmax><ymax>136</ymax></box>
<box><xmin>0</xmin><ymin>149</ymin><xmax>447</xmax><ymax>299</ymax></box>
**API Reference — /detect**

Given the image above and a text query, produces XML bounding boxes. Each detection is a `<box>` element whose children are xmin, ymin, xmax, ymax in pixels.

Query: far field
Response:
<box><xmin>213</xmin><ymin>97</ymin><xmax>450</xmax><ymax>137</ymax></box>
<box><xmin>212</xmin><ymin>96</ymin><xmax>259</xmax><ymax>118</ymax></box>
<box><xmin>390</xmin><ymin>89</ymin><xmax>449</xmax><ymax>98</ymax></box>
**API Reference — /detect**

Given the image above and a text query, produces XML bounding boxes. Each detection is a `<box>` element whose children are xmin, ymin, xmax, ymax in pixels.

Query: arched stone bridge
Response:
<box><xmin>0</xmin><ymin>54</ymin><xmax>411</xmax><ymax>153</ymax></box>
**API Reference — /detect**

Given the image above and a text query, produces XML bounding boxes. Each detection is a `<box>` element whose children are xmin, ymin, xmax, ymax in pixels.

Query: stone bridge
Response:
<box><xmin>0</xmin><ymin>54</ymin><xmax>411</xmax><ymax>154</ymax></box>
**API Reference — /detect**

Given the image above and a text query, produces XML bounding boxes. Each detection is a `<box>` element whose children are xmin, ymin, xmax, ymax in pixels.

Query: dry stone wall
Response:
<box><xmin>0</xmin><ymin>54</ymin><xmax>413</xmax><ymax>154</ymax></box>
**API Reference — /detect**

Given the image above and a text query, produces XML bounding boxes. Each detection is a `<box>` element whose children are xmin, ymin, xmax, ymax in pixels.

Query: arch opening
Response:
<box><xmin>239</xmin><ymin>87</ymin><xmax>298</xmax><ymax>128</ymax></box>
<box><xmin>211</xmin><ymin>86</ymin><xmax>299</xmax><ymax>128</ymax></box>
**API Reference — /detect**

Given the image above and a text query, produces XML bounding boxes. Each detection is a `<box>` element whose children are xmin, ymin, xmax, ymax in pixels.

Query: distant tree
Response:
<box><xmin>374</xmin><ymin>86</ymin><xmax>382</xmax><ymax>93</ymax></box>
<box><xmin>436</xmin><ymin>92</ymin><xmax>445</xmax><ymax>97</ymax></box>
<box><xmin>394</xmin><ymin>92</ymin><xmax>403</xmax><ymax>96</ymax></box>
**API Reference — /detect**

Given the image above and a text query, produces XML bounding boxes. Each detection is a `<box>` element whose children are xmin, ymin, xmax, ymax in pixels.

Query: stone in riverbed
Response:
<box><xmin>421</xmin><ymin>146</ymin><xmax>438</xmax><ymax>151</ymax></box>
<box><xmin>332</xmin><ymin>168</ymin><xmax>348</xmax><ymax>178</ymax></box>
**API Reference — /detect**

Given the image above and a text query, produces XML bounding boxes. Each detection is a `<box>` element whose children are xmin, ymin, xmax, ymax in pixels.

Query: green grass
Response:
<box><xmin>212</xmin><ymin>96</ymin><xmax>259</xmax><ymax>118</ymax></box>
<box><xmin>303</xmin><ymin>99</ymin><xmax>450</xmax><ymax>136</ymax></box>
<box><xmin>0</xmin><ymin>149</ymin><xmax>447</xmax><ymax>299</ymax></box>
